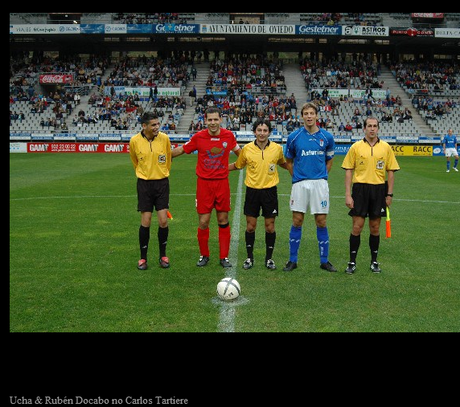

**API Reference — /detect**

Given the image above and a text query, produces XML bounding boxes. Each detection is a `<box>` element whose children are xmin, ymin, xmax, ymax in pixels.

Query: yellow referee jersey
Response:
<box><xmin>341</xmin><ymin>138</ymin><xmax>400</xmax><ymax>184</ymax></box>
<box><xmin>235</xmin><ymin>140</ymin><xmax>286</xmax><ymax>189</ymax></box>
<box><xmin>129</xmin><ymin>131</ymin><xmax>171</xmax><ymax>180</ymax></box>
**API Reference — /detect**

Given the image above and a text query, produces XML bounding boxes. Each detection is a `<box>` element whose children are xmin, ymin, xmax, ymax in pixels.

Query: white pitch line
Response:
<box><xmin>217</xmin><ymin>169</ymin><xmax>244</xmax><ymax>333</ymax></box>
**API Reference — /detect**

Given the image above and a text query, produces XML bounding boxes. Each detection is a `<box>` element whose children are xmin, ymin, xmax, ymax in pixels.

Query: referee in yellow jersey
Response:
<box><xmin>129</xmin><ymin>112</ymin><xmax>172</xmax><ymax>270</ymax></box>
<box><xmin>341</xmin><ymin>116</ymin><xmax>400</xmax><ymax>274</ymax></box>
<box><xmin>229</xmin><ymin>118</ymin><xmax>288</xmax><ymax>270</ymax></box>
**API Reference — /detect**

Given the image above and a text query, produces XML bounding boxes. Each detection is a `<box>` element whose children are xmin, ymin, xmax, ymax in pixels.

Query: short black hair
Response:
<box><xmin>205</xmin><ymin>107</ymin><xmax>222</xmax><ymax>117</ymax></box>
<box><xmin>252</xmin><ymin>118</ymin><xmax>272</xmax><ymax>132</ymax></box>
<box><xmin>141</xmin><ymin>112</ymin><xmax>159</xmax><ymax>124</ymax></box>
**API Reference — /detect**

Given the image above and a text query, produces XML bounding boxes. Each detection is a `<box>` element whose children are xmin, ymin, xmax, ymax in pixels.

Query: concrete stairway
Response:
<box><xmin>176</xmin><ymin>61</ymin><xmax>210</xmax><ymax>133</ymax></box>
<box><xmin>283</xmin><ymin>62</ymin><xmax>309</xmax><ymax>107</ymax></box>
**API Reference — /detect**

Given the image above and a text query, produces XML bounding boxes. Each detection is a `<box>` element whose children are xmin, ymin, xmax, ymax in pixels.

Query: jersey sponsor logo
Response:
<box><xmin>207</xmin><ymin>147</ymin><xmax>224</xmax><ymax>158</ymax></box>
<box><xmin>301</xmin><ymin>150</ymin><xmax>324</xmax><ymax>156</ymax></box>
<box><xmin>204</xmin><ymin>147</ymin><xmax>226</xmax><ymax>170</ymax></box>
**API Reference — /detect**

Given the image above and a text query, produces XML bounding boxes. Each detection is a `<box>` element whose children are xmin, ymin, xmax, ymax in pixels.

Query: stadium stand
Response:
<box><xmin>9</xmin><ymin>13</ymin><xmax>460</xmax><ymax>140</ymax></box>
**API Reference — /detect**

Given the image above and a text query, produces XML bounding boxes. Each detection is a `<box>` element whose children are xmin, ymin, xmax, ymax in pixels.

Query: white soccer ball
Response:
<box><xmin>216</xmin><ymin>277</ymin><xmax>241</xmax><ymax>301</ymax></box>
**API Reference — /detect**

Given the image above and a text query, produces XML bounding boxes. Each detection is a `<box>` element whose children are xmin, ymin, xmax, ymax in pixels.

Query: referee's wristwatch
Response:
<box><xmin>386</xmin><ymin>193</ymin><xmax>393</xmax><ymax>197</ymax></box>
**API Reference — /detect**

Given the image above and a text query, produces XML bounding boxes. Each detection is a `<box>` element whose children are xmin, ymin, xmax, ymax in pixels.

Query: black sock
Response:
<box><xmin>369</xmin><ymin>234</ymin><xmax>380</xmax><ymax>263</ymax></box>
<box><xmin>245</xmin><ymin>231</ymin><xmax>255</xmax><ymax>259</ymax></box>
<box><xmin>158</xmin><ymin>226</ymin><xmax>169</xmax><ymax>258</ymax></box>
<box><xmin>265</xmin><ymin>231</ymin><xmax>276</xmax><ymax>262</ymax></box>
<box><xmin>349</xmin><ymin>233</ymin><xmax>360</xmax><ymax>263</ymax></box>
<box><xmin>139</xmin><ymin>225</ymin><xmax>150</xmax><ymax>261</ymax></box>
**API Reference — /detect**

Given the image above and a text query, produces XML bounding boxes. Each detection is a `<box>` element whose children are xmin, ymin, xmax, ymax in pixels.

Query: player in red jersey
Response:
<box><xmin>172</xmin><ymin>107</ymin><xmax>241</xmax><ymax>268</ymax></box>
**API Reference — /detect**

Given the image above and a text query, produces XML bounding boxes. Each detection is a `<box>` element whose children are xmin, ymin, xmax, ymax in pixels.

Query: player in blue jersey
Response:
<box><xmin>442</xmin><ymin>128</ymin><xmax>458</xmax><ymax>172</ymax></box>
<box><xmin>283</xmin><ymin>102</ymin><xmax>337</xmax><ymax>272</ymax></box>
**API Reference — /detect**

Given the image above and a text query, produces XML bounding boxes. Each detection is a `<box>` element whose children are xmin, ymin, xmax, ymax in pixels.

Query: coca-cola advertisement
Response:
<box><xmin>39</xmin><ymin>74</ymin><xmax>74</xmax><ymax>85</ymax></box>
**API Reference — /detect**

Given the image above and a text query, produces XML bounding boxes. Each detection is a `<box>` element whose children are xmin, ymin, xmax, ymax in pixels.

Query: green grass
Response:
<box><xmin>9</xmin><ymin>152</ymin><xmax>460</xmax><ymax>332</ymax></box>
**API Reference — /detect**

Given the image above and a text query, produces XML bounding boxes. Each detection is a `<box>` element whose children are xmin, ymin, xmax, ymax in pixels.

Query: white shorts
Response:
<box><xmin>445</xmin><ymin>148</ymin><xmax>458</xmax><ymax>157</ymax></box>
<box><xmin>289</xmin><ymin>179</ymin><xmax>330</xmax><ymax>215</ymax></box>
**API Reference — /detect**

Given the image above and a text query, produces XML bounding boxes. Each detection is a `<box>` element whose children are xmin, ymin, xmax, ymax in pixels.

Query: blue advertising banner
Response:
<box><xmin>296</xmin><ymin>25</ymin><xmax>342</xmax><ymax>35</ymax></box>
<box><xmin>80</xmin><ymin>24</ymin><xmax>105</xmax><ymax>34</ymax></box>
<box><xmin>127</xmin><ymin>24</ymin><xmax>153</xmax><ymax>34</ymax></box>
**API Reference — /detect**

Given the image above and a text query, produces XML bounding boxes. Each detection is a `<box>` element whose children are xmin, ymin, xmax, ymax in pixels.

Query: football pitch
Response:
<box><xmin>9</xmin><ymin>152</ymin><xmax>460</xmax><ymax>332</ymax></box>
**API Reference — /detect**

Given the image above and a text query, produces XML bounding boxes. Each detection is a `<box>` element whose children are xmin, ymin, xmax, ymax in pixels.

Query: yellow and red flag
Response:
<box><xmin>385</xmin><ymin>207</ymin><xmax>391</xmax><ymax>238</ymax></box>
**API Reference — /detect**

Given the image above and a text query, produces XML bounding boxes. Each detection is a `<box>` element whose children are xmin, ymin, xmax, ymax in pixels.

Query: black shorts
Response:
<box><xmin>348</xmin><ymin>183</ymin><xmax>386</xmax><ymax>219</ymax></box>
<box><xmin>244</xmin><ymin>186</ymin><xmax>279</xmax><ymax>218</ymax></box>
<box><xmin>137</xmin><ymin>177</ymin><xmax>169</xmax><ymax>212</ymax></box>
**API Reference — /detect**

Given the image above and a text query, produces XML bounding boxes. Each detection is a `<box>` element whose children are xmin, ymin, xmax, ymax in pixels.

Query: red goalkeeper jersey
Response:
<box><xmin>182</xmin><ymin>128</ymin><xmax>239</xmax><ymax>180</ymax></box>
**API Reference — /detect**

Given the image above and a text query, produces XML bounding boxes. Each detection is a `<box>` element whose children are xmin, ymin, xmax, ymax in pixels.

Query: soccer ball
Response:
<box><xmin>216</xmin><ymin>277</ymin><xmax>241</xmax><ymax>301</ymax></box>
